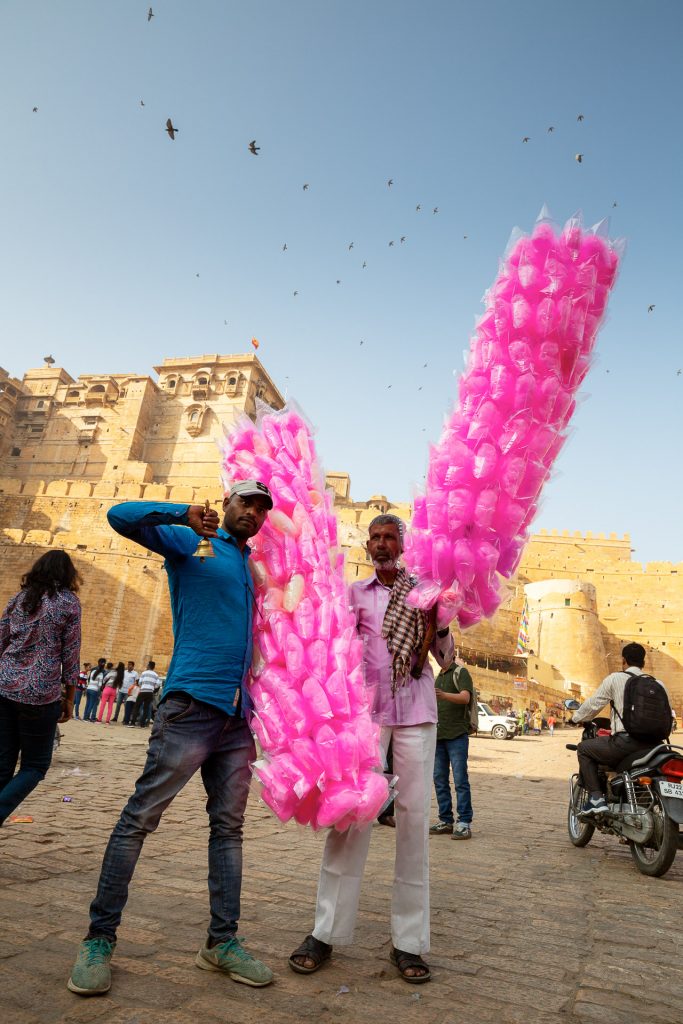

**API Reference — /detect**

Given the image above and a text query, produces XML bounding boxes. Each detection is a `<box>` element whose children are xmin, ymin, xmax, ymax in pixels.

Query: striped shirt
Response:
<box><xmin>572</xmin><ymin>666</ymin><xmax>668</xmax><ymax>734</ymax></box>
<box><xmin>138</xmin><ymin>669</ymin><xmax>160</xmax><ymax>693</ymax></box>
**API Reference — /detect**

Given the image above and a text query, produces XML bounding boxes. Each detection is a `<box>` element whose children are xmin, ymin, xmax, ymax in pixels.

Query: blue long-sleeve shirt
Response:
<box><xmin>107</xmin><ymin>501</ymin><xmax>254</xmax><ymax>716</ymax></box>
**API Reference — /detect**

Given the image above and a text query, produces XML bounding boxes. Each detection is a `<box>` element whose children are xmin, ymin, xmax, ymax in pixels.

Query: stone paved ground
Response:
<box><xmin>2</xmin><ymin>720</ymin><xmax>682</xmax><ymax>1024</ymax></box>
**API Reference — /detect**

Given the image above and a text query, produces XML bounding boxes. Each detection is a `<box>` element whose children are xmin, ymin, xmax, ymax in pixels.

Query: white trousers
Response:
<box><xmin>312</xmin><ymin>722</ymin><xmax>436</xmax><ymax>955</ymax></box>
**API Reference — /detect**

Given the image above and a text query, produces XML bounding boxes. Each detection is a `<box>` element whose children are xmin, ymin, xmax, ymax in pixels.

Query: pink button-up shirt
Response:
<box><xmin>349</xmin><ymin>574</ymin><xmax>455</xmax><ymax>727</ymax></box>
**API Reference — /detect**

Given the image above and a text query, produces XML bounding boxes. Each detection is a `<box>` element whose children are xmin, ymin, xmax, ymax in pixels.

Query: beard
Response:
<box><xmin>372</xmin><ymin>556</ymin><xmax>400</xmax><ymax>571</ymax></box>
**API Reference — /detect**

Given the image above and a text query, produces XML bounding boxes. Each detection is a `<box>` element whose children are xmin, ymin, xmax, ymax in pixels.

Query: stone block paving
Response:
<box><xmin>1</xmin><ymin>720</ymin><xmax>681</xmax><ymax>1024</ymax></box>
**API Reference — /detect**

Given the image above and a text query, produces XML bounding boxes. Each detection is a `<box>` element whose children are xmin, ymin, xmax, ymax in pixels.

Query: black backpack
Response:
<box><xmin>613</xmin><ymin>670</ymin><xmax>672</xmax><ymax>742</ymax></box>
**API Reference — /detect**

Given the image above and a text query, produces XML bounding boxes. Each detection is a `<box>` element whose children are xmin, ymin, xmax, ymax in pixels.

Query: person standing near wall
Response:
<box><xmin>113</xmin><ymin>662</ymin><xmax>137</xmax><ymax>723</ymax></box>
<box><xmin>84</xmin><ymin>660</ymin><xmax>106</xmax><ymax>722</ymax></box>
<box><xmin>74</xmin><ymin>663</ymin><xmax>90</xmax><ymax>720</ymax></box>
<box><xmin>98</xmin><ymin>663</ymin><xmax>124</xmax><ymax>724</ymax></box>
<box><xmin>131</xmin><ymin>662</ymin><xmax>160</xmax><ymax>728</ymax></box>
<box><xmin>0</xmin><ymin>551</ymin><xmax>81</xmax><ymax>826</ymax></box>
<box><xmin>429</xmin><ymin>662</ymin><xmax>474</xmax><ymax>840</ymax></box>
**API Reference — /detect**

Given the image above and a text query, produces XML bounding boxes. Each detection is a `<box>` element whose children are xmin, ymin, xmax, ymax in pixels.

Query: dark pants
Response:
<box><xmin>87</xmin><ymin>695</ymin><xmax>255</xmax><ymax>944</ymax></box>
<box><xmin>84</xmin><ymin>691</ymin><xmax>99</xmax><ymax>721</ymax></box>
<box><xmin>433</xmin><ymin>734</ymin><xmax>473</xmax><ymax>825</ymax></box>
<box><xmin>0</xmin><ymin>696</ymin><xmax>61</xmax><ymax>825</ymax></box>
<box><xmin>132</xmin><ymin>692</ymin><xmax>154</xmax><ymax>727</ymax></box>
<box><xmin>73</xmin><ymin>689</ymin><xmax>85</xmax><ymax>717</ymax></box>
<box><xmin>577</xmin><ymin>733</ymin><xmax>650</xmax><ymax>794</ymax></box>
<box><xmin>112</xmin><ymin>692</ymin><xmax>127</xmax><ymax>722</ymax></box>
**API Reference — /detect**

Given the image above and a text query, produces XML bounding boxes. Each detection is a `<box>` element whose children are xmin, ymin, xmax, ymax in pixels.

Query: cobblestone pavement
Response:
<box><xmin>2</xmin><ymin>720</ymin><xmax>681</xmax><ymax>1024</ymax></box>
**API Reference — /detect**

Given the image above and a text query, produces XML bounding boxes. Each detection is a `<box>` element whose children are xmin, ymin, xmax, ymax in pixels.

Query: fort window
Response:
<box><xmin>37</xmin><ymin>400</ymin><xmax>44</xmax><ymax>408</ymax></box>
<box><xmin>10</xmin><ymin>447</ymin><xmax>21</xmax><ymax>456</ymax></box>
<box><xmin>564</xmin><ymin>598</ymin><xmax>570</xmax><ymax>606</ymax></box>
<box><xmin>228</xmin><ymin>377</ymin><xmax>237</xmax><ymax>386</ymax></box>
<box><xmin>197</xmin><ymin>377</ymin><xmax>208</xmax><ymax>386</ymax></box>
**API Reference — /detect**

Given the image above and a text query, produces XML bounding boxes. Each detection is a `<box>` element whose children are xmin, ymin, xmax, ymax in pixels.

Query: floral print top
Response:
<box><xmin>0</xmin><ymin>589</ymin><xmax>82</xmax><ymax>705</ymax></box>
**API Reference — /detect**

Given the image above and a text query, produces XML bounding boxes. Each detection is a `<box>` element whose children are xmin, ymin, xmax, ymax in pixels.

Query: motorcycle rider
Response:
<box><xmin>571</xmin><ymin>643</ymin><xmax>669</xmax><ymax>816</ymax></box>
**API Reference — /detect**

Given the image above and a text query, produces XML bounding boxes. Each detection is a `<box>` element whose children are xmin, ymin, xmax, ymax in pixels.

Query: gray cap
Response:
<box><xmin>228</xmin><ymin>479</ymin><xmax>273</xmax><ymax>509</ymax></box>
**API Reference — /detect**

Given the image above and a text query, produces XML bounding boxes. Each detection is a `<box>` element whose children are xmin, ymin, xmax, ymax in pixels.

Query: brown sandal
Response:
<box><xmin>288</xmin><ymin>934</ymin><xmax>332</xmax><ymax>974</ymax></box>
<box><xmin>390</xmin><ymin>946</ymin><xmax>431</xmax><ymax>984</ymax></box>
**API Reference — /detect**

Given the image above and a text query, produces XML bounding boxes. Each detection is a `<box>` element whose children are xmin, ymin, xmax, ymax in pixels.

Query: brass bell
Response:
<box><xmin>194</xmin><ymin>500</ymin><xmax>215</xmax><ymax>562</ymax></box>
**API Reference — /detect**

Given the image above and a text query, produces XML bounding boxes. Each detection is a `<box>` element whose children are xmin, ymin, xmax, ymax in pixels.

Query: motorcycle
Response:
<box><xmin>564</xmin><ymin>702</ymin><xmax>683</xmax><ymax>878</ymax></box>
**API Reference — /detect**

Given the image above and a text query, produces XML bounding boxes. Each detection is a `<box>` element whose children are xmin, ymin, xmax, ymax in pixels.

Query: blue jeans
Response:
<box><xmin>73</xmin><ymin>689</ymin><xmax>85</xmax><ymax>717</ymax></box>
<box><xmin>83</xmin><ymin>691</ymin><xmax>99</xmax><ymax>721</ymax></box>
<box><xmin>0</xmin><ymin>696</ymin><xmax>61</xmax><ymax>825</ymax></box>
<box><xmin>433</xmin><ymin>734</ymin><xmax>473</xmax><ymax>826</ymax></box>
<box><xmin>87</xmin><ymin>694</ymin><xmax>255</xmax><ymax>944</ymax></box>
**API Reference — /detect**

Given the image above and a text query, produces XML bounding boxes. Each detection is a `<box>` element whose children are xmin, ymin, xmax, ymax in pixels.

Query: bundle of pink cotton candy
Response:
<box><xmin>404</xmin><ymin>212</ymin><xmax>622</xmax><ymax>628</ymax></box>
<box><xmin>221</xmin><ymin>405</ymin><xmax>388</xmax><ymax>830</ymax></box>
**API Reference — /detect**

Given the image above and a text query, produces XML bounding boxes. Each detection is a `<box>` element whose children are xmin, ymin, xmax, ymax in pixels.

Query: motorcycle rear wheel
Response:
<box><xmin>629</xmin><ymin>794</ymin><xmax>679</xmax><ymax>877</ymax></box>
<box><xmin>568</xmin><ymin>782</ymin><xmax>595</xmax><ymax>847</ymax></box>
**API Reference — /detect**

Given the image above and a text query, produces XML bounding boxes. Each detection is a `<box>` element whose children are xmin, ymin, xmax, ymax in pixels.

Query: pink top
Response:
<box><xmin>349</xmin><ymin>574</ymin><xmax>454</xmax><ymax>727</ymax></box>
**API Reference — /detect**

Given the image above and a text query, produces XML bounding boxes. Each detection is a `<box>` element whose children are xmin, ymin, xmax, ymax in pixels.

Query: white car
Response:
<box><xmin>476</xmin><ymin>702</ymin><xmax>518</xmax><ymax>740</ymax></box>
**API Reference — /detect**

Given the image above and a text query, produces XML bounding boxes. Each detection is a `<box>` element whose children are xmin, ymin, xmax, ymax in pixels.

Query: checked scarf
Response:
<box><xmin>381</xmin><ymin>568</ymin><xmax>428</xmax><ymax>694</ymax></box>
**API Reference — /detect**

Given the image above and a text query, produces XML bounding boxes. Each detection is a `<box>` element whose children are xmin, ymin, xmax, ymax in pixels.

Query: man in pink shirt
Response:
<box><xmin>289</xmin><ymin>514</ymin><xmax>454</xmax><ymax>984</ymax></box>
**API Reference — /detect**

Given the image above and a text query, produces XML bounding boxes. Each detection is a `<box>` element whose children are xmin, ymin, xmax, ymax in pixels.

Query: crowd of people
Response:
<box><xmin>0</xmin><ymin>482</ymin><xmax>674</xmax><ymax>999</ymax></box>
<box><xmin>74</xmin><ymin>659</ymin><xmax>162</xmax><ymax>727</ymax></box>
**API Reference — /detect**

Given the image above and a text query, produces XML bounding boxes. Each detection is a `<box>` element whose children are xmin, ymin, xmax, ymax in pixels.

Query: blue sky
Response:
<box><xmin>1</xmin><ymin>1</ymin><xmax>682</xmax><ymax>563</ymax></box>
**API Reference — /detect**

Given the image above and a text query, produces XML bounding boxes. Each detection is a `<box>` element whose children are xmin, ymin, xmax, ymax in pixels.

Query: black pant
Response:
<box><xmin>0</xmin><ymin>696</ymin><xmax>61</xmax><ymax>824</ymax></box>
<box><xmin>132</xmin><ymin>692</ymin><xmax>154</xmax><ymax>727</ymax></box>
<box><xmin>577</xmin><ymin>733</ymin><xmax>650</xmax><ymax>794</ymax></box>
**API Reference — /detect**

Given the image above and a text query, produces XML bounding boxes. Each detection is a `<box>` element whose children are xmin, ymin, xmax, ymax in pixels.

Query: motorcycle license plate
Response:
<box><xmin>659</xmin><ymin>780</ymin><xmax>683</xmax><ymax>799</ymax></box>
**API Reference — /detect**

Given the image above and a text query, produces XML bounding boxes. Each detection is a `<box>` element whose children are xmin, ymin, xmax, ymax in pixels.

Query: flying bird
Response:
<box><xmin>522</xmin><ymin>136</ymin><xmax>530</xmax><ymax>143</ymax></box>
<box><xmin>463</xmin><ymin>234</ymin><xmax>468</xmax><ymax>240</ymax></box>
<box><xmin>248</xmin><ymin>140</ymin><xmax>260</xmax><ymax>155</ymax></box>
<box><xmin>388</xmin><ymin>240</ymin><xmax>394</xmax><ymax>247</ymax></box>
<box><xmin>677</xmin><ymin>369</ymin><xmax>681</xmax><ymax>376</ymax></box>
<box><xmin>282</xmin><ymin>244</ymin><xmax>287</xmax><ymax>251</ymax></box>
<box><xmin>165</xmin><ymin>118</ymin><xmax>178</xmax><ymax>140</ymax></box>
<box><xmin>140</xmin><ymin>100</ymin><xmax>145</xmax><ymax>107</ymax></box>
<box><xmin>612</xmin><ymin>201</ymin><xmax>618</xmax><ymax>208</ymax></box>
<box><xmin>547</xmin><ymin>126</ymin><xmax>555</xmax><ymax>133</ymax></box>
<box><xmin>147</xmin><ymin>7</ymin><xmax>154</xmax><ymax>22</ymax></box>
<box><xmin>400</xmin><ymin>236</ymin><xmax>406</xmax><ymax>243</ymax></box>
<box><xmin>575</xmin><ymin>153</ymin><xmax>583</xmax><ymax>163</ymax></box>
<box><xmin>577</xmin><ymin>113</ymin><xmax>585</xmax><ymax>121</ymax></box>
<box><xmin>387</xmin><ymin>179</ymin><xmax>393</xmax><ymax>187</ymax></box>
<box><xmin>433</xmin><ymin>207</ymin><xmax>438</xmax><ymax>214</ymax></box>
<box><xmin>362</xmin><ymin>261</ymin><xmax>367</xmax><ymax>269</ymax></box>
<box><xmin>418</xmin><ymin>386</ymin><xmax>423</xmax><ymax>391</ymax></box>
<box><xmin>360</xmin><ymin>340</ymin><xmax>364</xmax><ymax>346</ymax></box>
<box><xmin>224</xmin><ymin>320</ymin><xmax>228</xmax><ymax>325</ymax></box>
<box><xmin>293</xmin><ymin>290</ymin><xmax>298</xmax><ymax>296</ymax></box>
<box><xmin>416</xmin><ymin>204</ymin><xmax>421</xmax><ymax>212</ymax></box>
<box><xmin>32</xmin><ymin>106</ymin><xmax>38</xmax><ymax>113</ymax></box>
<box><xmin>387</xmin><ymin>385</ymin><xmax>392</xmax><ymax>389</ymax></box>
<box><xmin>302</xmin><ymin>183</ymin><xmax>309</xmax><ymax>191</ymax></box>
<box><xmin>648</xmin><ymin>305</ymin><xmax>655</xmax><ymax>313</ymax></box>
<box><xmin>336</xmin><ymin>280</ymin><xmax>341</xmax><ymax>285</ymax></box>
<box><xmin>423</xmin><ymin>363</ymin><xmax>428</xmax><ymax>368</ymax></box>
<box><xmin>348</xmin><ymin>242</ymin><xmax>354</xmax><ymax>250</ymax></box>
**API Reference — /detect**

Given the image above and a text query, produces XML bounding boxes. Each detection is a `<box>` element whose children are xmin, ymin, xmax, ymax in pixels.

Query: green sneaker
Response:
<box><xmin>429</xmin><ymin>821</ymin><xmax>453</xmax><ymax>835</ymax></box>
<box><xmin>195</xmin><ymin>937</ymin><xmax>273</xmax><ymax>987</ymax></box>
<box><xmin>67</xmin><ymin>937</ymin><xmax>115</xmax><ymax>995</ymax></box>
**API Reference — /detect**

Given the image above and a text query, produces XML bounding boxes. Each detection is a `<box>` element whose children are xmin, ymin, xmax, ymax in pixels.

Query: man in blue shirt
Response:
<box><xmin>68</xmin><ymin>481</ymin><xmax>274</xmax><ymax>996</ymax></box>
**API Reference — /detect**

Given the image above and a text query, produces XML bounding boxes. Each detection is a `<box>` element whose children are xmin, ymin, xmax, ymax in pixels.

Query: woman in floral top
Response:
<box><xmin>0</xmin><ymin>550</ymin><xmax>82</xmax><ymax>825</ymax></box>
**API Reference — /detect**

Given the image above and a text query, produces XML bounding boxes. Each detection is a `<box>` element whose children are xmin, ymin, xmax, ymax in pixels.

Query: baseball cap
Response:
<box><xmin>228</xmin><ymin>479</ymin><xmax>273</xmax><ymax>509</ymax></box>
